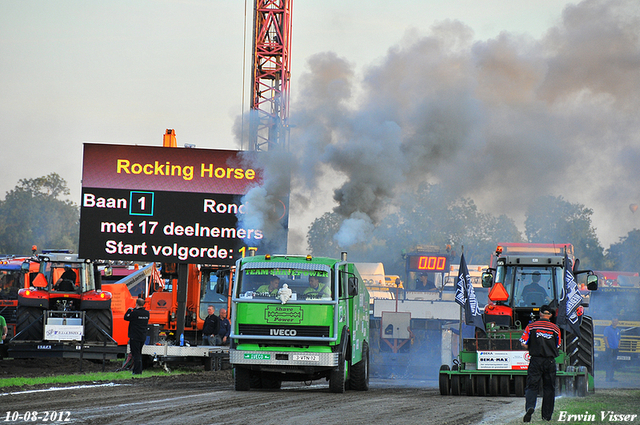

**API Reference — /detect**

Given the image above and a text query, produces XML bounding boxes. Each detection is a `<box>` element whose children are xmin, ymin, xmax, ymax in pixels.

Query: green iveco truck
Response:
<box><xmin>229</xmin><ymin>252</ymin><xmax>370</xmax><ymax>393</ymax></box>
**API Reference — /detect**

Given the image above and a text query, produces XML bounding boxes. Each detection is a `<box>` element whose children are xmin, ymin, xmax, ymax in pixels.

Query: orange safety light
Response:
<box><xmin>265</xmin><ymin>254</ymin><xmax>271</xmax><ymax>260</ymax></box>
<box><xmin>306</xmin><ymin>255</ymin><xmax>313</xmax><ymax>261</ymax></box>
<box><xmin>495</xmin><ymin>246</ymin><xmax>503</xmax><ymax>255</ymax></box>
<box><xmin>488</xmin><ymin>281</ymin><xmax>509</xmax><ymax>302</ymax></box>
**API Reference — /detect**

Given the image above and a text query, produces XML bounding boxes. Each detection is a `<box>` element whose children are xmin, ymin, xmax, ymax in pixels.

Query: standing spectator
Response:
<box><xmin>520</xmin><ymin>305</ymin><xmax>561</xmax><ymax>422</ymax></box>
<box><xmin>216</xmin><ymin>308</ymin><xmax>231</xmax><ymax>346</ymax></box>
<box><xmin>202</xmin><ymin>305</ymin><xmax>219</xmax><ymax>346</ymax></box>
<box><xmin>0</xmin><ymin>314</ymin><xmax>7</xmax><ymax>343</ymax></box>
<box><xmin>124</xmin><ymin>298</ymin><xmax>149</xmax><ymax>375</ymax></box>
<box><xmin>603</xmin><ymin>317</ymin><xmax>621</xmax><ymax>382</ymax></box>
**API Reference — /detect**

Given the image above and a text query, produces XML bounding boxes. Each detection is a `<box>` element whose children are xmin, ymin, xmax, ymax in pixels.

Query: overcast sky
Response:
<box><xmin>3</xmin><ymin>0</ymin><xmax>639</xmax><ymax>252</ymax></box>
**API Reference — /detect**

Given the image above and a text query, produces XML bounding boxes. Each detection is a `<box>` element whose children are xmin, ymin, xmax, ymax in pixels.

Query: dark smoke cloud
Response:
<box><xmin>240</xmin><ymin>0</ymin><xmax>640</xmax><ymax>251</ymax></box>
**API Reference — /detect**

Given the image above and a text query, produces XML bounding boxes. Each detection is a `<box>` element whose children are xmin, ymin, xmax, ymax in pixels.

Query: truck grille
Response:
<box><xmin>237</xmin><ymin>324</ymin><xmax>331</xmax><ymax>338</ymax></box>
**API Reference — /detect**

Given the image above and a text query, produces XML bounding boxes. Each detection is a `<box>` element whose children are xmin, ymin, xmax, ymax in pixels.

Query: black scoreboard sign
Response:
<box><xmin>79</xmin><ymin>143</ymin><xmax>286</xmax><ymax>265</ymax></box>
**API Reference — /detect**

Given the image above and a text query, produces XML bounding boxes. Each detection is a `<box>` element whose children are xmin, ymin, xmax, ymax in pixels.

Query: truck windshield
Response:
<box><xmin>237</xmin><ymin>264</ymin><xmax>334</xmax><ymax>301</ymax></box>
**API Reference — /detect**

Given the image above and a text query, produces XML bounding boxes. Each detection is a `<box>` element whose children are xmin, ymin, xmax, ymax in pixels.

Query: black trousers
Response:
<box><xmin>525</xmin><ymin>356</ymin><xmax>556</xmax><ymax>420</ymax></box>
<box><xmin>605</xmin><ymin>348</ymin><xmax>618</xmax><ymax>380</ymax></box>
<box><xmin>130</xmin><ymin>339</ymin><xmax>144</xmax><ymax>375</ymax></box>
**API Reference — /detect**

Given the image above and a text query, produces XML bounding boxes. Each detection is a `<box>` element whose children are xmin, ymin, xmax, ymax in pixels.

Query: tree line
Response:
<box><xmin>307</xmin><ymin>183</ymin><xmax>640</xmax><ymax>276</ymax></box>
<box><xmin>2</xmin><ymin>175</ymin><xmax>639</xmax><ymax>275</ymax></box>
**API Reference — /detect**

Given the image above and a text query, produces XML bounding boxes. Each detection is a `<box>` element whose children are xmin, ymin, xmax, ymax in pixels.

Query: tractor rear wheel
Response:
<box><xmin>567</xmin><ymin>316</ymin><xmax>595</xmax><ymax>374</ymax></box>
<box><xmin>16</xmin><ymin>307</ymin><xmax>44</xmax><ymax>340</ymax></box>
<box><xmin>84</xmin><ymin>309</ymin><xmax>113</xmax><ymax>342</ymax></box>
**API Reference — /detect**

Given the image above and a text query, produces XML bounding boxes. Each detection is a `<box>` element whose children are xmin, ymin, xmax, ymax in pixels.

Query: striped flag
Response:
<box><xmin>557</xmin><ymin>252</ymin><xmax>583</xmax><ymax>336</ymax></box>
<box><xmin>455</xmin><ymin>253</ymin><xmax>485</xmax><ymax>331</ymax></box>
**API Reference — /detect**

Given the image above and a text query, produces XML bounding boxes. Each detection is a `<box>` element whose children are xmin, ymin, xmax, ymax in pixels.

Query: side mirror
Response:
<box><xmin>94</xmin><ymin>264</ymin><xmax>102</xmax><ymax>290</ymax></box>
<box><xmin>21</xmin><ymin>261</ymin><xmax>30</xmax><ymax>272</ymax></box>
<box><xmin>348</xmin><ymin>276</ymin><xmax>358</xmax><ymax>296</ymax></box>
<box><xmin>586</xmin><ymin>274</ymin><xmax>598</xmax><ymax>291</ymax></box>
<box><xmin>481</xmin><ymin>272</ymin><xmax>493</xmax><ymax>288</ymax></box>
<box><xmin>216</xmin><ymin>275</ymin><xmax>227</xmax><ymax>294</ymax></box>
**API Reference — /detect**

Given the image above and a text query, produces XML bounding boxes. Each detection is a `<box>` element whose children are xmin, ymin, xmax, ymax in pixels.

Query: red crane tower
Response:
<box><xmin>249</xmin><ymin>0</ymin><xmax>292</xmax><ymax>151</ymax></box>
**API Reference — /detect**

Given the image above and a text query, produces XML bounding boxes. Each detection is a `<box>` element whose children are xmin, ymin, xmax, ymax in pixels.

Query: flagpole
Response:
<box><xmin>459</xmin><ymin>246</ymin><xmax>464</xmax><ymax>357</ymax></box>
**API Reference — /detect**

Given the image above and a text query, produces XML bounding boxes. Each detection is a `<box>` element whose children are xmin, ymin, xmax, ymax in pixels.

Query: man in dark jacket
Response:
<box><xmin>124</xmin><ymin>298</ymin><xmax>149</xmax><ymax>375</ymax></box>
<box><xmin>202</xmin><ymin>305</ymin><xmax>219</xmax><ymax>345</ymax></box>
<box><xmin>520</xmin><ymin>305</ymin><xmax>561</xmax><ymax>422</ymax></box>
<box><xmin>216</xmin><ymin>308</ymin><xmax>231</xmax><ymax>346</ymax></box>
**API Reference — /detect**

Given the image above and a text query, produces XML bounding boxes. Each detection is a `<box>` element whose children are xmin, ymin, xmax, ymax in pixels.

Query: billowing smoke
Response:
<box><xmin>236</xmin><ymin>0</ymin><xmax>640</xmax><ymax>253</ymax></box>
<box><xmin>234</xmin><ymin>149</ymin><xmax>292</xmax><ymax>252</ymax></box>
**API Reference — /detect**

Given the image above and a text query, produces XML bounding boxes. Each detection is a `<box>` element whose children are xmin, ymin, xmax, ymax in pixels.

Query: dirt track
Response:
<box><xmin>1</xmin><ymin>359</ymin><xmax>526</xmax><ymax>425</ymax></box>
<box><xmin>2</xmin><ymin>359</ymin><xmax>639</xmax><ymax>425</ymax></box>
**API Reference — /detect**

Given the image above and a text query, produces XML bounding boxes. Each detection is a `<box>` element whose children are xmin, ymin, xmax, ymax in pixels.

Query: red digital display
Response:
<box><xmin>408</xmin><ymin>255</ymin><xmax>448</xmax><ymax>271</ymax></box>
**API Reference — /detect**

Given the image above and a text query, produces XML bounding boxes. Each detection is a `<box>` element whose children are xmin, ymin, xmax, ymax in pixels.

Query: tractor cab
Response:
<box><xmin>484</xmin><ymin>256</ymin><xmax>563</xmax><ymax>330</ymax></box>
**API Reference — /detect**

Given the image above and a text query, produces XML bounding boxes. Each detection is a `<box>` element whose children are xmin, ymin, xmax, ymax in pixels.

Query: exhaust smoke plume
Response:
<box><xmin>238</xmin><ymin>0</ymin><xmax>640</xmax><ymax>253</ymax></box>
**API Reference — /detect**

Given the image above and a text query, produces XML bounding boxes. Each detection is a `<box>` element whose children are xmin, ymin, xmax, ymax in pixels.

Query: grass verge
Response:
<box><xmin>0</xmin><ymin>368</ymin><xmax>196</xmax><ymax>389</ymax></box>
<box><xmin>503</xmin><ymin>389</ymin><xmax>640</xmax><ymax>424</ymax></box>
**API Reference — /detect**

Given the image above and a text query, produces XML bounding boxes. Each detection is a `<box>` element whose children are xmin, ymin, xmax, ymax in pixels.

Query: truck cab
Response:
<box><xmin>229</xmin><ymin>253</ymin><xmax>370</xmax><ymax>392</ymax></box>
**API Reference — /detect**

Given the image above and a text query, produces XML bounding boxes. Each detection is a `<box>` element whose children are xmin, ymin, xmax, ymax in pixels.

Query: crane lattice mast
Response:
<box><xmin>249</xmin><ymin>0</ymin><xmax>292</xmax><ymax>151</ymax></box>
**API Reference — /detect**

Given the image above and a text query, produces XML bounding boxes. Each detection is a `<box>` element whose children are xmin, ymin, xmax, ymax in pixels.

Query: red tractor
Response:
<box><xmin>13</xmin><ymin>250</ymin><xmax>114</xmax><ymax>354</ymax></box>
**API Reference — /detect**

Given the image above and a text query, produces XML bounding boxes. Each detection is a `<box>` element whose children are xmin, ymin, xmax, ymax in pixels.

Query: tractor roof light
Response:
<box><xmin>495</xmin><ymin>246</ymin><xmax>503</xmax><ymax>256</ymax></box>
<box><xmin>306</xmin><ymin>255</ymin><xmax>312</xmax><ymax>261</ymax></box>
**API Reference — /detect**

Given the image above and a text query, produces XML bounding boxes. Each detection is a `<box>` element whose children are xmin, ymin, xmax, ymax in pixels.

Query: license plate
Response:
<box><xmin>617</xmin><ymin>355</ymin><xmax>631</xmax><ymax>361</ymax></box>
<box><xmin>244</xmin><ymin>353</ymin><xmax>271</xmax><ymax>360</ymax></box>
<box><xmin>293</xmin><ymin>354</ymin><xmax>319</xmax><ymax>362</ymax></box>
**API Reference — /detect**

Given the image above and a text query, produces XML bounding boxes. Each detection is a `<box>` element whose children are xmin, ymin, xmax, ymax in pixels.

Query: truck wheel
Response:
<box><xmin>16</xmin><ymin>307</ymin><xmax>43</xmax><ymax>340</ymax></box>
<box><xmin>261</xmin><ymin>372</ymin><xmax>282</xmax><ymax>389</ymax></box>
<box><xmin>439</xmin><ymin>365</ymin><xmax>450</xmax><ymax>395</ymax></box>
<box><xmin>350</xmin><ymin>342</ymin><xmax>370</xmax><ymax>391</ymax></box>
<box><xmin>567</xmin><ymin>316</ymin><xmax>595</xmax><ymax>375</ymax></box>
<box><xmin>329</xmin><ymin>357</ymin><xmax>347</xmax><ymax>393</ymax></box>
<box><xmin>514</xmin><ymin>375</ymin><xmax>525</xmax><ymax>397</ymax></box>
<box><xmin>250</xmin><ymin>371</ymin><xmax>263</xmax><ymax>388</ymax></box>
<box><xmin>234</xmin><ymin>367</ymin><xmax>250</xmax><ymax>391</ymax></box>
<box><xmin>84</xmin><ymin>309</ymin><xmax>113</xmax><ymax>342</ymax></box>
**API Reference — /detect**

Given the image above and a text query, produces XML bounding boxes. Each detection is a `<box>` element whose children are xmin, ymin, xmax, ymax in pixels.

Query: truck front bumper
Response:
<box><xmin>230</xmin><ymin>349</ymin><xmax>338</xmax><ymax>367</ymax></box>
